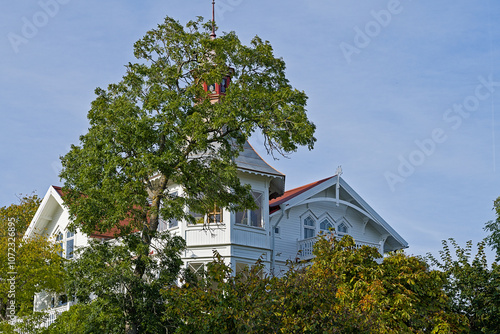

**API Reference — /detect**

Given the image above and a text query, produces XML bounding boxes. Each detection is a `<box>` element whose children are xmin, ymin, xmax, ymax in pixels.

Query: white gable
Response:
<box><xmin>268</xmin><ymin>175</ymin><xmax>408</xmax><ymax>268</ymax></box>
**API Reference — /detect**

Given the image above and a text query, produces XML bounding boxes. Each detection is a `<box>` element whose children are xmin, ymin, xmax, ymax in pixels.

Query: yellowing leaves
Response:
<box><xmin>0</xmin><ymin>194</ymin><xmax>65</xmax><ymax>322</ymax></box>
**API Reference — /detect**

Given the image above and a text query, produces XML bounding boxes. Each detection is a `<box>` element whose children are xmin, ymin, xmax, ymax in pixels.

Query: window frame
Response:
<box><xmin>66</xmin><ymin>231</ymin><xmax>75</xmax><ymax>259</ymax></box>
<box><xmin>54</xmin><ymin>230</ymin><xmax>75</xmax><ymax>259</ymax></box>
<box><xmin>55</xmin><ymin>232</ymin><xmax>63</xmax><ymax>257</ymax></box>
<box><xmin>235</xmin><ymin>261</ymin><xmax>264</xmax><ymax>279</ymax></box>
<box><xmin>319</xmin><ymin>217</ymin><xmax>334</xmax><ymax>234</ymax></box>
<box><xmin>336</xmin><ymin>218</ymin><xmax>350</xmax><ymax>235</ymax></box>
<box><xmin>207</xmin><ymin>203</ymin><xmax>223</xmax><ymax>224</ymax></box>
<box><xmin>235</xmin><ymin>190</ymin><xmax>264</xmax><ymax>228</ymax></box>
<box><xmin>303</xmin><ymin>215</ymin><xmax>316</xmax><ymax>239</ymax></box>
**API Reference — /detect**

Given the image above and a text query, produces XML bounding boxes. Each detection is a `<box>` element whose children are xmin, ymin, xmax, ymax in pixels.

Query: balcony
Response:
<box><xmin>38</xmin><ymin>302</ymin><xmax>74</xmax><ymax>328</ymax></box>
<box><xmin>297</xmin><ymin>235</ymin><xmax>381</xmax><ymax>260</ymax></box>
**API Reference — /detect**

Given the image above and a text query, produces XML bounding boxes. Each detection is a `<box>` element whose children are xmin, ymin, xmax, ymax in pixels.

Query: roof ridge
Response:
<box><xmin>269</xmin><ymin>175</ymin><xmax>335</xmax><ymax>209</ymax></box>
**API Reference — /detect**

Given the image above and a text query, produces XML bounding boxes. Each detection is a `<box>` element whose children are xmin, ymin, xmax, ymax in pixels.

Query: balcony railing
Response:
<box><xmin>297</xmin><ymin>235</ymin><xmax>381</xmax><ymax>260</ymax></box>
<box><xmin>39</xmin><ymin>302</ymin><xmax>73</xmax><ymax>328</ymax></box>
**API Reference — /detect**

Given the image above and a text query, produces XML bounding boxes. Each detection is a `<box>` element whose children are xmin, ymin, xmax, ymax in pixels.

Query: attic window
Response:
<box><xmin>337</xmin><ymin>222</ymin><xmax>348</xmax><ymax>234</ymax></box>
<box><xmin>303</xmin><ymin>216</ymin><xmax>315</xmax><ymax>239</ymax></box>
<box><xmin>319</xmin><ymin>218</ymin><xmax>334</xmax><ymax>233</ymax></box>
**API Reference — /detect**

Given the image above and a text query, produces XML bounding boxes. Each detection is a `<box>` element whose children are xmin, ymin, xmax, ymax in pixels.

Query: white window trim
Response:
<box><xmin>300</xmin><ymin>210</ymin><xmax>318</xmax><ymax>239</ymax></box>
<box><xmin>54</xmin><ymin>229</ymin><xmax>75</xmax><ymax>259</ymax></box>
<box><xmin>234</xmin><ymin>190</ymin><xmax>264</xmax><ymax>229</ymax></box>
<box><xmin>336</xmin><ymin>217</ymin><xmax>351</xmax><ymax>235</ymax></box>
<box><xmin>317</xmin><ymin>213</ymin><xmax>335</xmax><ymax>234</ymax></box>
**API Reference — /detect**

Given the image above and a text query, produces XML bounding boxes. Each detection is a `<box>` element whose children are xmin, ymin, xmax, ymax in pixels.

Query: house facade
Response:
<box><xmin>24</xmin><ymin>143</ymin><xmax>408</xmax><ymax>325</ymax></box>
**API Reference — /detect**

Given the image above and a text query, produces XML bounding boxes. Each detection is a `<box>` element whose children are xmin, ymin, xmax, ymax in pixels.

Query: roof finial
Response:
<box><xmin>210</xmin><ymin>0</ymin><xmax>216</xmax><ymax>39</ymax></box>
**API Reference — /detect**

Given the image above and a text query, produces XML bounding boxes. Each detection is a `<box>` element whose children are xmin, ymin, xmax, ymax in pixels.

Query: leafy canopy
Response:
<box><xmin>45</xmin><ymin>232</ymin><xmax>186</xmax><ymax>334</ymax></box>
<box><xmin>428</xmin><ymin>238</ymin><xmax>500</xmax><ymax>333</ymax></box>
<box><xmin>164</xmin><ymin>235</ymin><xmax>466</xmax><ymax>333</ymax></box>
<box><xmin>60</xmin><ymin>16</ymin><xmax>316</xmax><ymax>240</ymax></box>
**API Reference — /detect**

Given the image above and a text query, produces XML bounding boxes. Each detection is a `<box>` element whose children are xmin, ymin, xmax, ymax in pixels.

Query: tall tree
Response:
<box><xmin>428</xmin><ymin>239</ymin><xmax>500</xmax><ymax>333</ymax></box>
<box><xmin>484</xmin><ymin>196</ymin><xmax>500</xmax><ymax>261</ymax></box>
<box><xmin>0</xmin><ymin>194</ymin><xmax>65</xmax><ymax>323</ymax></box>
<box><xmin>59</xmin><ymin>16</ymin><xmax>315</xmax><ymax>276</ymax></box>
<box><xmin>44</xmin><ymin>232</ymin><xmax>186</xmax><ymax>334</ymax></box>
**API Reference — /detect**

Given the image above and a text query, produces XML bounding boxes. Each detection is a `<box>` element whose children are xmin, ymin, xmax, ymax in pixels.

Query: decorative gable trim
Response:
<box><xmin>269</xmin><ymin>175</ymin><xmax>408</xmax><ymax>250</ymax></box>
<box><xmin>24</xmin><ymin>186</ymin><xmax>65</xmax><ymax>240</ymax></box>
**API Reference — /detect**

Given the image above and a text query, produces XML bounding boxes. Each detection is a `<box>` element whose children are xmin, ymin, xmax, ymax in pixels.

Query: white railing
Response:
<box><xmin>297</xmin><ymin>235</ymin><xmax>381</xmax><ymax>260</ymax></box>
<box><xmin>39</xmin><ymin>302</ymin><xmax>73</xmax><ymax>328</ymax></box>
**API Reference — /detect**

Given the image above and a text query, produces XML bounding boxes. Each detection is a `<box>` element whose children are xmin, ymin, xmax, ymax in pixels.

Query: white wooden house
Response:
<box><xmin>24</xmin><ymin>141</ymin><xmax>407</xmax><ymax>325</ymax></box>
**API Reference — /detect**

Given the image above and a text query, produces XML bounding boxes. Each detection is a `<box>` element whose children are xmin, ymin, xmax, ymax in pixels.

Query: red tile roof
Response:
<box><xmin>52</xmin><ymin>185</ymin><xmax>139</xmax><ymax>240</ymax></box>
<box><xmin>52</xmin><ymin>185</ymin><xmax>64</xmax><ymax>197</ymax></box>
<box><xmin>269</xmin><ymin>176</ymin><xmax>334</xmax><ymax>213</ymax></box>
<box><xmin>89</xmin><ymin>219</ymin><xmax>135</xmax><ymax>239</ymax></box>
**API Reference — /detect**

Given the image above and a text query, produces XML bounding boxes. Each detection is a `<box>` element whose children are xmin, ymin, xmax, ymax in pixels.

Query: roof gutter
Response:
<box><xmin>270</xmin><ymin>206</ymin><xmax>285</xmax><ymax>274</ymax></box>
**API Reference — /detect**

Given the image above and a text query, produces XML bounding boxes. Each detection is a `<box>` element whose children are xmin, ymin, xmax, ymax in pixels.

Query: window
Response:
<box><xmin>303</xmin><ymin>216</ymin><xmax>315</xmax><ymax>239</ymax></box>
<box><xmin>58</xmin><ymin>294</ymin><xmax>68</xmax><ymax>307</ymax></box>
<box><xmin>56</xmin><ymin>232</ymin><xmax>63</xmax><ymax>257</ymax></box>
<box><xmin>319</xmin><ymin>218</ymin><xmax>334</xmax><ymax>233</ymax></box>
<box><xmin>221</xmin><ymin>77</ymin><xmax>227</xmax><ymax>93</ymax></box>
<box><xmin>207</xmin><ymin>204</ymin><xmax>223</xmax><ymax>224</ymax></box>
<box><xmin>66</xmin><ymin>231</ymin><xmax>74</xmax><ymax>259</ymax></box>
<box><xmin>235</xmin><ymin>191</ymin><xmax>263</xmax><ymax>228</ymax></box>
<box><xmin>157</xmin><ymin>192</ymin><xmax>179</xmax><ymax>231</ymax></box>
<box><xmin>337</xmin><ymin>222</ymin><xmax>348</xmax><ymax>234</ymax></box>
<box><xmin>235</xmin><ymin>262</ymin><xmax>264</xmax><ymax>279</ymax></box>
<box><xmin>168</xmin><ymin>192</ymin><xmax>179</xmax><ymax>228</ymax></box>
<box><xmin>187</xmin><ymin>204</ymin><xmax>222</xmax><ymax>225</ymax></box>
<box><xmin>168</xmin><ymin>217</ymin><xmax>178</xmax><ymax>229</ymax></box>
<box><xmin>55</xmin><ymin>231</ymin><xmax>75</xmax><ymax>259</ymax></box>
<box><xmin>51</xmin><ymin>294</ymin><xmax>68</xmax><ymax>308</ymax></box>
<box><xmin>188</xmin><ymin>210</ymin><xmax>204</xmax><ymax>225</ymax></box>
<box><xmin>187</xmin><ymin>262</ymin><xmax>205</xmax><ymax>281</ymax></box>
<box><xmin>158</xmin><ymin>217</ymin><xmax>167</xmax><ymax>231</ymax></box>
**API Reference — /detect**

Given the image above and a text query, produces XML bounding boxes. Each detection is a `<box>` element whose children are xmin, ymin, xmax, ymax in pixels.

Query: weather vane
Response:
<box><xmin>210</xmin><ymin>0</ymin><xmax>216</xmax><ymax>39</ymax></box>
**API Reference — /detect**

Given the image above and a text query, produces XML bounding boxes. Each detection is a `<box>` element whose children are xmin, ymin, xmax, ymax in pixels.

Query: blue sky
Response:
<box><xmin>2</xmin><ymin>0</ymin><xmax>500</xmax><ymax>260</ymax></box>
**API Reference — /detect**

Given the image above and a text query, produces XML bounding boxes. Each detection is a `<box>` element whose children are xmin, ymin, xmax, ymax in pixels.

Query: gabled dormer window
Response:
<box><xmin>319</xmin><ymin>218</ymin><xmax>334</xmax><ymax>233</ymax></box>
<box><xmin>336</xmin><ymin>218</ymin><xmax>351</xmax><ymax>235</ymax></box>
<box><xmin>303</xmin><ymin>216</ymin><xmax>315</xmax><ymax>239</ymax></box>
<box><xmin>337</xmin><ymin>222</ymin><xmax>348</xmax><ymax>234</ymax></box>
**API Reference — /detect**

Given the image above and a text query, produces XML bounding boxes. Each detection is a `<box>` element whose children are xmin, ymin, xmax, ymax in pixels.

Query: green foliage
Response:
<box><xmin>484</xmin><ymin>198</ymin><xmax>500</xmax><ymax>260</ymax></box>
<box><xmin>164</xmin><ymin>253</ymin><xmax>277</xmax><ymax>333</ymax></box>
<box><xmin>47</xmin><ymin>231</ymin><xmax>185</xmax><ymax>333</ymax></box>
<box><xmin>59</xmin><ymin>15</ymin><xmax>316</xmax><ymax>244</ymax></box>
<box><xmin>0</xmin><ymin>194</ymin><xmax>65</xmax><ymax>323</ymax></box>
<box><xmin>428</xmin><ymin>239</ymin><xmax>500</xmax><ymax>333</ymax></box>
<box><xmin>164</xmin><ymin>235</ymin><xmax>464</xmax><ymax>333</ymax></box>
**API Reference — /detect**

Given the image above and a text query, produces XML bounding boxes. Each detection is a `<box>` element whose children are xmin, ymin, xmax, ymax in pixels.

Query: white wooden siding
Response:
<box><xmin>272</xmin><ymin>199</ymin><xmax>384</xmax><ymax>262</ymax></box>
